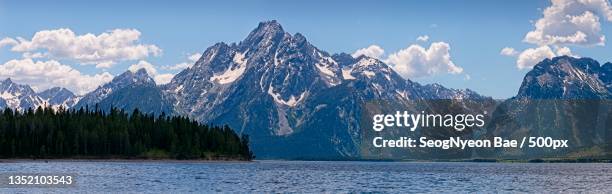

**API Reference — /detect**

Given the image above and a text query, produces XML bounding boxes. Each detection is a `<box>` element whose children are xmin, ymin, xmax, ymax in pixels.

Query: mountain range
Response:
<box><xmin>2</xmin><ymin>21</ymin><xmax>610</xmax><ymax>159</ymax></box>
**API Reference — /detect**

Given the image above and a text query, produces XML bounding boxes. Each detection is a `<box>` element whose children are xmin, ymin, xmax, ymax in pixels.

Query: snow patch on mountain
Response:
<box><xmin>314</xmin><ymin>51</ymin><xmax>341</xmax><ymax>86</ymax></box>
<box><xmin>315</xmin><ymin>63</ymin><xmax>335</xmax><ymax>77</ymax></box>
<box><xmin>1</xmin><ymin>91</ymin><xmax>21</xmax><ymax>109</ymax></box>
<box><xmin>362</xmin><ymin>70</ymin><xmax>375</xmax><ymax>78</ymax></box>
<box><xmin>267</xmin><ymin>85</ymin><xmax>307</xmax><ymax>107</ymax></box>
<box><xmin>342</xmin><ymin>68</ymin><xmax>356</xmax><ymax>80</ymax></box>
<box><xmin>209</xmin><ymin>52</ymin><xmax>248</xmax><ymax>84</ymax></box>
<box><xmin>356</xmin><ymin>57</ymin><xmax>377</xmax><ymax>67</ymax></box>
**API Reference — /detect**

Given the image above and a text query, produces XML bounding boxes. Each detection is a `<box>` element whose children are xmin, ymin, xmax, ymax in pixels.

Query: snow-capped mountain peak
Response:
<box><xmin>0</xmin><ymin>78</ymin><xmax>45</xmax><ymax>111</ymax></box>
<box><xmin>516</xmin><ymin>56</ymin><xmax>611</xmax><ymax>99</ymax></box>
<box><xmin>156</xmin><ymin>21</ymin><xmax>492</xmax><ymax>158</ymax></box>
<box><xmin>74</xmin><ymin>68</ymin><xmax>157</xmax><ymax>109</ymax></box>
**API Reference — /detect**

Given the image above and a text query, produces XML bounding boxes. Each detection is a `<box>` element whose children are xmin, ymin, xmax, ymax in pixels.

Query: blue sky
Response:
<box><xmin>1</xmin><ymin>0</ymin><xmax>611</xmax><ymax>98</ymax></box>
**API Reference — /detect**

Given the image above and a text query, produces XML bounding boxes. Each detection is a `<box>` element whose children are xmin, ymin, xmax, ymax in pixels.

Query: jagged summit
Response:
<box><xmin>114</xmin><ymin>68</ymin><xmax>156</xmax><ymax>86</ymax></box>
<box><xmin>0</xmin><ymin>78</ymin><xmax>45</xmax><ymax>111</ymax></box>
<box><xmin>2</xmin><ymin>78</ymin><xmax>13</xmax><ymax>84</ymax></box>
<box><xmin>74</xmin><ymin>68</ymin><xmax>158</xmax><ymax>110</ymax></box>
<box><xmin>132</xmin><ymin>68</ymin><xmax>150</xmax><ymax>77</ymax></box>
<box><xmin>247</xmin><ymin>20</ymin><xmax>284</xmax><ymax>37</ymax></box>
<box><xmin>533</xmin><ymin>56</ymin><xmax>601</xmax><ymax>74</ymax></box>
<box><xmin>242</xmin><ymin>20</ymin><xmax>287</xmax><ymax>48</ymax></box>
<box><xmin>0</xmin><ymin>78</ymin><xmax>37</xmax><ymax>96</ymax></box>
<box><xmin>256</xmin><ymin>20</ymin><xmax>284</xmax><ymax>32</ymax></box>
<box><xmin>38</xmin><ymin>87</ymin><xmax>74</xmax><ymax>99</ymax></box>
<box><xmin>517</xmin><ymin>55</ymin><xmax>611</xmax><ymax>99</ymax></box>
<box><xmin>38</xmin><ymin>87</ymin><xmax>78</xmax><ymax>109</ymax></box>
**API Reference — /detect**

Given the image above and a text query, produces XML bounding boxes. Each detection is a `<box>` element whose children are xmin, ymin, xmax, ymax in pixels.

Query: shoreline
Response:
<box><xmin>0</xmin><ymin>158</ymin><xmax>252</xmax><ymax>163</ymax></box>
<box><xmin>1</xmin><ymin>158</ymin><xmax>609</xmax><ymax>164</ymax></box>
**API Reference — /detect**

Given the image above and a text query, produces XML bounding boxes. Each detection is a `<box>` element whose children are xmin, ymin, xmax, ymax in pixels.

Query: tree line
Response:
<box><xmin>0</xmin><ymin>106</ymin><xmax>253</xmax><ymax>160</ymax></box>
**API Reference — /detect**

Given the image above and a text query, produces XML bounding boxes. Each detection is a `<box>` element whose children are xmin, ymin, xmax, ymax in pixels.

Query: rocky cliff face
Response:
<box><xmin>160</xmin><ymin>21</ymin><xmax>490</xmax><ymax>159</ymax></box>
<box><xmin>37</xmin><ymin>87</ymin><xmax>79</xmax><ymax>109</ymax></box>
<box><xmin>516</xmin><ymin>56</ymin><xmax>611</xmax><ymax>99</ymax></box>
<box><xmin>0</xmin><ymin>78</ymin><xmax>45</xmax><ymax>111</ymax></box>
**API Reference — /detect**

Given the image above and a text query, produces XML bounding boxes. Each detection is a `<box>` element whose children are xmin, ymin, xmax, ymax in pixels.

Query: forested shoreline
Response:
<box><xmin>0</xmin><ymin>106</ymin><xmax>253</xmax><ymax>160</ymax></box>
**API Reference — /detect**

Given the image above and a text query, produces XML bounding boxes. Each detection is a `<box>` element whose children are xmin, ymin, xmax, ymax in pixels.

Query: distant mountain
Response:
<box><xmin>0</xmin><ymin>68</ymin><xmax>173</xmax><ymax>115</ymax></box>
<box><xmin>0</xmin><ymin>78</ymin><xmax>45</xmax><ymax>111</ymax></box>
<box><xmin>74</xmin><ymin>68</ymin><xmax>173</xmax><ymax>115</ymax></box>
<box><xmin>38</xmin><ymin>87</ymin><xmax>79</xmax><ymax>109</ymax></box>
<box><xmin>483</xmin><ymin>56</ymin><xmax>611</xmax><ymax>159</ymax></box>
<box><xmin>516</xmin><ymin>56</ymin><xmax>611</xmax><ymax>99</ymax></box>
<box><xmin>0</xmin><ymin>79</ymin><xmax>81</xmax><ymax>111</ymax></box>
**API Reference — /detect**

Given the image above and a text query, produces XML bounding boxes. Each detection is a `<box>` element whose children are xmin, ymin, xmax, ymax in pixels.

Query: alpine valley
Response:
<box><xmin>2</xmin><ymin>21</ymin><xmax>611</xmax><ymax>159</ymax></box>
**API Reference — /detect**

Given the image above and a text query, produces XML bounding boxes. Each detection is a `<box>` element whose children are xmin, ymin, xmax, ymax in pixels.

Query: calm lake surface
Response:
<box><xmin>0</xmin><ymin>160</ymin><xmax>610</xmax><ymax>193</ymax></box>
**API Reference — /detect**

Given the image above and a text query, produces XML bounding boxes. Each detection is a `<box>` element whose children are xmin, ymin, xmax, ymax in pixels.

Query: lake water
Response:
<box><xmin>0</xmin><ymin>160</ymin><xmax>610</xmax><ymax>193</ymax></box>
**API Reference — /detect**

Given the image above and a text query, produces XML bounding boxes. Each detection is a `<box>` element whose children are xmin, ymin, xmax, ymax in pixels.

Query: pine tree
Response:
<box><xmin>0</xmin><ymin>106</ymin><xmax>253</xmax><ymax>160</ymax></box>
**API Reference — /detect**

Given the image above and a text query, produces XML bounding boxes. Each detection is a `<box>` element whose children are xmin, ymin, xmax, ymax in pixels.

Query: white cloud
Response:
<box><xmin>500</xmin><ymin>47</ymin><xmax>519</xmax><ymax>56</ymax></box>
<box><xmin>187</xmin><ymin>52</ymin><xmax>201</xmax><ymax>62</ymax></box>
<box><xmin>513</xmin><ymin>45</ymin><xmax>575</xmax><ymax>70</ymax></box>
<box><xmin>524</xmin><ymin>0</ymin><xmax>612</xmax><ymax>46</ymax></box>
<box><xmin>516</xmin><ymin>46</ymin><xmax>556</xmax><ymax>69</ymax></box>
<box><xmin>3</xmin><ymin>28</ymin><xmax>161</xmax><ymax>68</ymax></box>
<box><xmin>386</xmin><ymin>42</ymin><xmax>463</xmax><ymax>78</ymax></box>
<box><xmin>416</xmin><ymin>35</ymin><xmax>429</xmax><ymax>42</ymax></box>
<box><xmin>22</xmin><ymin>52</ymin><xmax>47</xmax><ymax>59</ymax></box>
<box><xmin>0</xmin><ymin>38</ymin><xmax>17</xmax><ymax>48</ymax></box>
<box><xmin>128</xmin><ymin>60</ymin><xmax>174</xmax><ymax>84</ymax></box>
<box><xmin>506</xmin><ymin>0</ymin><xmax>609</xmax><ymax>70</ymax></box>
<box><xmin>153</xmin><ymin>74</ymin><xmax>174</xmax><ymax>85</ymax></box>
<box><xmin>0</xmin><ymin>58</ymin><xmax>113</xmax><ymax>95</ymax></box>
<box><xmin>555</xmin><ymin>46</ymin><xmax>575</xmax><ymax>56</ymax></box>
<box><xmin>161</xmin><ymin>53</ymin><xmax>202</xmax><ymax>70</ymax></box>
<box><xmin>351</xmin><ymin>45</ymin><xmax>384</xmax><ymax>59</ymax></box>
<box><xmin>128</xmin><ymin>60</ymin><xmax>157</xmax><ymax>75</ymax></box>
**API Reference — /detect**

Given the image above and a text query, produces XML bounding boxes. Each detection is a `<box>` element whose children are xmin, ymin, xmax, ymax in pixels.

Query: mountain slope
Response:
<box><xmin>161</xmin><ymin>20</ymin><xmax>491</xmax><ymax>159</ymax></box>
<box><xmin>0</xmin><ymin>78</ymin><xmax>45</xmax><ymax>111</ymax></box>
<box><xmin>75</xmin><ymin>68</ymin><xmax>173</xmax><ymax>114</ymax></box>
<box><xmin>38</xmin><ymin>87</ymin><xmax>79</xmax><ymax>109</ymax></box>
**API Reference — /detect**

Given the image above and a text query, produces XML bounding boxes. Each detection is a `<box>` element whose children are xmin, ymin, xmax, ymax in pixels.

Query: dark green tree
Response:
<box><xmin>0</xmin><ymin>106</ymin><xmax>253</xmax><ymax>160</ymax></box>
